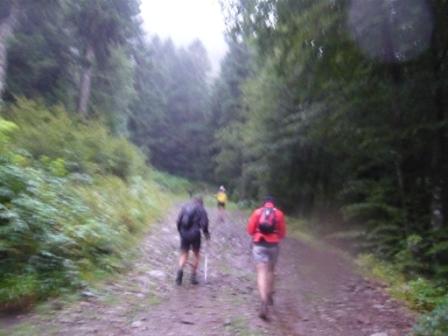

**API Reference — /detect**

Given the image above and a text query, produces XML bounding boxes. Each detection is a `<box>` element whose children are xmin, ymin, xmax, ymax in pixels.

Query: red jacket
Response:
<box><xmin>247</xmin><ymin>202</ymin><xmax>286</xmax><ymax>243</ymax></box>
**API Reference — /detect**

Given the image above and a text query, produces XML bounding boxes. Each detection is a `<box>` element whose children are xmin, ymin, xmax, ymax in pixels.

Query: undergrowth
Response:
<box><xmin>0</xmin><ymin>100</ymin><xmax>190</xmax><ymax>311</ymax></box>
<box><xmin>287</xmin><ymin>217</ymin><xmax>315</xmax><ymax>244</ymax></box>
<box><xmin>356</xmin><ymin>254</ymin><xmax>446</xmax><ymax>312</ymax></box>
<box><xmin>355</xmin><ymin>251</ymin><xmax>448</xmax><ymax>336</ymax></box>
<box><xmin>412</xmin><ymin>296</ymin><xmax>448</xmax><ymax>336</ymax></box>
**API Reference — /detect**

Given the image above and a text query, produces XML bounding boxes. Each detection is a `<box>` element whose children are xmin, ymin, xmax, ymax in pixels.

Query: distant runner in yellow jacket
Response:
<box><xmin>216</xmin><ymin>185</ymin><xmax>228</xmax><ymax>209</ymax></box>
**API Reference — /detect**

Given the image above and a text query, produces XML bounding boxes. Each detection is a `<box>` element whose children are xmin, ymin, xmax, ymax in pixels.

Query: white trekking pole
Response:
<box><xmin>204</xmin><ymin>240</ymin><xmax>209</xmax><ymax>283</ymax></box>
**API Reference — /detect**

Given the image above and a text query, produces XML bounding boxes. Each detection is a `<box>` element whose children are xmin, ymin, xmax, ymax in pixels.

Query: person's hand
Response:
<box><xmin>204</xmin><ymin>232</ymin><xmax>211</xmax><ymax>241</ymax></box>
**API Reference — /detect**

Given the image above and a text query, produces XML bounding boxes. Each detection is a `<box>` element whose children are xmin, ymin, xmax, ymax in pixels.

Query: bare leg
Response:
<box><xmin>266</xmin><ymin>264</ymin><xmax>275</xmax><ymax>304</ymax></box>
<box><xmin>178</xmin><ymin>250</ymin><xmax>189</xmax><ymax>269</ymax></box>
<box><xmin>191</xmin><ymin>250</ymin><xmax>200</xmax><ymax>284</ymax></box>
<box><xmin>256</xmin><ymin>263</ymin><xmax>270</xmax><ymax>319</ymax></box>
<box><xmin>256</xmin><ymin>263</ymin><xmax>270</xmax><ymax>303</ymax></box>
<box><xmin>192</xmin><ymin>250</ymin><xmax>200</xmax><ymax>272</ymax></box>
<box><xmin>217</xmin><ymin>207</ymin><xmax>223</xmax><ymax>223</ymax></box>
<box><xmin>176</xmin><ymin>250</ymin><xmax>189</xmax><ymax>285</ymax></box>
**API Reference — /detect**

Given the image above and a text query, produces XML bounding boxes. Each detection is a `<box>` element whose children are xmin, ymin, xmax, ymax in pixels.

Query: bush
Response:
<box><xmin>106</xmin><ymin>137</ymin><xmax>146</xmax><ymax>179</ymax></box>
<box><xmin>0</xmin><ymin>163</ymin><xmax>86</xmax><ymax>307</ymax></box>
<box><xmin>413</xmin><ymin>297</ymin><xmax>448</xmax><ymax>336</ymax></box>
<box><xmin>0</xmin><ymin>274</ymin><xmax>39</xmax><ymax>311</ymax></box>
<box><xmin>0</xmin><ymin>118</ymin><xmax>17</xmax><ymax>149</ymax></box>
<box><xmin>0</xmin><ymin>103</ymin><xmax>177</xmax><ymax>310</ymax></box>
<box><xmin>356</xmin><ymin>254</ymin><xmax>446</xmax><ymax>311</ymax></box>
<box><xmin>3</xmin><ymin>98</ymin><xmax>146</xmax><ymax>178</ymax></box>
<box><xmin>404</xmin><ymin>278</ymin><xmax>446</xmax><ymax>311</ymax></box>
<box><xmin>0</xmin><ymin>159</ymin><xmax>170</xmax><ymax>309</ymax></box>
<box><xmin>149</xmin><ymin>170</ymin><xmax>192</xmax><ymax>194</ymax></box>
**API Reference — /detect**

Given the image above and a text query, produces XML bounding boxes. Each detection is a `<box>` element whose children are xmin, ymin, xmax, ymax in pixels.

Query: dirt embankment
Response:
<box><xmin>1</xmin><ymin>205</ymin><xmax>415</xmax><ymax>336</ymax></box>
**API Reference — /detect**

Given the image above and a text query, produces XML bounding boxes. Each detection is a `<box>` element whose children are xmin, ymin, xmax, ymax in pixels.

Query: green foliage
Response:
<box><xmin>0</xmin><ymin>99</ymin><xmax>182</xmax><ymax>310</ymax></box>
<box><xmin>0</xmin><ymin>117</ymin><xmax>18</xmax><ymax>156</ymax></box>
<box><xmin>40</xmin><ymin>156</ymin><xmax>68</xmax><ymax>177</ymax></box>
<box><xmin>5</xmin><ymin>0</ymin><xmax>76</xmax><ymax>106</ymax></box>
<box><xmin>219</xmin><ymin>0</ymin><xmax>448</xmax><ymax>293</ymax></box>
<box><xmin>129</xmin><ymin>38</ymin><xmax>213</xmax><ymax>179</ymax></box>
<box><xmin>4</xmin><ymin>0</ymin><xmax>141</xmax><ymax>127</ymax></box>
<box><xmin>3</xmin><ymin>0</ymin><xmax>215</xmax><ymax>181</ymax></box>
<box><xmin>357</xmin><ymin>254</ymin><xmax>446</xmax><ymax>312</ymax></box>
<box><xmin>4</xmin><ymin>99</ymin><xmax>146</xmax><ymax>178</ymax></box>
<box><xmin>287</xmin><ymin>217</ymin><xmax>315</xmax><ymax>244</ymax></box>
<box><xmin>413</xmin><ymin>297</ymin><xmax>448</xmax><ymax>336</ymax></box>
<box><xmin>71</xmin><ymin>0</ymin><xmax>140</xmax><ymax>61</ymax></box>
<box><xmin>0</xmin><ymin>117</ymin><xmax>17</xmax><ymax>140</ymax></box>
<box><xmin>91</xmin><ymin>46</ymin><xmax>137</xmax><ymax>135</ymax></box>
<box><xmin>1</xmin><ymin>0</ymin><xmax>447</xmax><ymax>321</ymax></box>
<box><xmin>148</xmin><ymin>170</ymin><xmax>192</xmax><ymax>194</ymax></box>
<box><xmin>0</xmin><ymin>162</ymin><xmax>88</xmax><ymax>306</ymax></box>
<box><xmin>405</xmin><ymin>278</ymin><xmax>446</xmax><ymax>311</ymax></box>
<box><xmin>0</xmin><ymin>274</ymin><xmax>39</xmax><ymax>311</ymax></box>
<box><xmin>0</xmin><ymin>154</ymin><xmax>171</xmax><ymax>310</ymax></box>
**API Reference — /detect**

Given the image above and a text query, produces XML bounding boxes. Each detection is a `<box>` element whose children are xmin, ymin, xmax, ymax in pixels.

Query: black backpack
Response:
<box><xmin>258</xmin><ymin>207</ymin><xmax>276</xmax><ymax>234</ymax></box>
<box><xmin>180</xmin><ymin>204</ymin><xmax>195</xmax><ymax>230</ymax></box>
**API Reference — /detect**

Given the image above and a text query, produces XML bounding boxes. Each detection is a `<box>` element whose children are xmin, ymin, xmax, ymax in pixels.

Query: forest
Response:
<box><xmin>0</xmin><ymin>0</ymin><xmax>447</xmax><ymax>334</ymax></box>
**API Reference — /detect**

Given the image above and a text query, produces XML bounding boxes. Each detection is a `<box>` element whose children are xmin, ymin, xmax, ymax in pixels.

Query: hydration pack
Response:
<box><xmin>258</xmin><ymin>207</ymin><xmax>276</xmax><ymax>234</ymax></box>
<box><xmin>180</xmin><ymin>204</ymin><xmax>195</xmax><ymax>230</ymax></box>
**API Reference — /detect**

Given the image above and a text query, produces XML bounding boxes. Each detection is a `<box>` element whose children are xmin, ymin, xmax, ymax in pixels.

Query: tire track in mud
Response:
<box><xmin>2</xmin><ymin>204</ymin><xmax>415</xmax><ymax>336</ymax></box>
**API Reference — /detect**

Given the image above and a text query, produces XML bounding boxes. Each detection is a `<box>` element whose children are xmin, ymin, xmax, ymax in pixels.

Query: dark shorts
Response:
<box><xmin>180</xmin><ymin>231</ymin><xmax>201</xmax><ymax>252</ymax></box>
<box><xmin>217</xmin><ymin>202</ymin><xmax>226</xmax><ymax>209</ymax></box>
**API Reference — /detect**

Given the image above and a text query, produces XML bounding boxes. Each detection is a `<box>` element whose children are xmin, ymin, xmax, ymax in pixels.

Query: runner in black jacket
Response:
<box><xmin>176</xmin><ymin>196</ymin><xmax>210</xmax><ymax>285</ymax></box>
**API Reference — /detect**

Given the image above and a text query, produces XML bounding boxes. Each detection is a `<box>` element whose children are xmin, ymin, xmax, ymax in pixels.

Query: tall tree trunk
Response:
<box><xmin>0</xmin><ymin>0</ymin><xmax>18</xmax><ymax>99</ymax></box>
<box><xmin>382</xmin><ymin>0</ymin><xmax>408</xmax><ymax>234</ymax></box>
<box><xmin>77</xmin><ymin>44</ymin><xmax>95</xmax><ymax>115</ymax></box>
<box><xmin>430</xmin><ymin>55</ymin><xmax>447</xmax><ymax>231</ymax></box>
<box><xmin>429</xmin><ymin>0</ymin><xmax>448</xmax><ymax>230</ymax></box>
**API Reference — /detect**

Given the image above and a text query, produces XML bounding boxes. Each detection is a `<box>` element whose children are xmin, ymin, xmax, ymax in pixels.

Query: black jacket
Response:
<box><xmin>176</xmin><ymin>201</ymin><xmax>209</xmax><ymax>237</ymax></box>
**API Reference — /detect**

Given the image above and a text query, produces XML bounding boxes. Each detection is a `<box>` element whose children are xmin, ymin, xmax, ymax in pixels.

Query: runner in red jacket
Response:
<box><xmin>247</xmin><ymin>197</ymin><xmax>286</xmax><ymax>320</ymax></box>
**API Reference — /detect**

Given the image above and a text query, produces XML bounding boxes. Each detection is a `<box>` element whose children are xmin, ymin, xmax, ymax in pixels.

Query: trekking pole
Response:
<box><xmin>204</xmin><ymin>240</ymin><xmax>209</xmax><ymax>283</ymax></box>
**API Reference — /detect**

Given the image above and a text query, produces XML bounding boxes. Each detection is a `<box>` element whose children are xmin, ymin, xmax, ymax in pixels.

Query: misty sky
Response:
<box><xmin>140</xmin><ymin>0</ymin><xmax>228</xmax><ymax>74</ymax></box>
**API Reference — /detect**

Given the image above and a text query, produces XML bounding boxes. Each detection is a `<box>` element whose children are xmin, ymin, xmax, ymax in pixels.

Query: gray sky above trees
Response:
<box><xmin>140</xmin><ymin>0</ymin><xmax>228</xmax><ymax>75</ymax></box>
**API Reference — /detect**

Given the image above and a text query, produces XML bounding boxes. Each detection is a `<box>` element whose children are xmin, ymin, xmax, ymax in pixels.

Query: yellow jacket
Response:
<box><xmin>216</xmin><ymin>191</ymin><xmax>228</xmax><ymax>204</ymax></box>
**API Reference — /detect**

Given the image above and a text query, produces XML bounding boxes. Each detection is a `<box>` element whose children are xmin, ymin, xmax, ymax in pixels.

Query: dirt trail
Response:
<box><xmin>1</xmin><ymin>204</ymin><xmax>415</xmax><ymax>336</ymax></box>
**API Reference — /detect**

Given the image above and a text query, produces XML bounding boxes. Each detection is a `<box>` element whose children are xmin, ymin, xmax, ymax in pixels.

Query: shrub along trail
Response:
<box><xmin>2</xmin><ymin>204</ymin><xmax>415</xmax><ymax>336</ymax></box>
